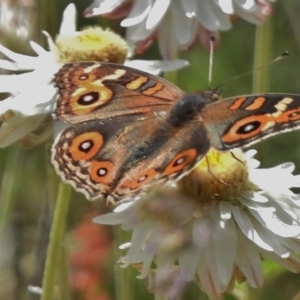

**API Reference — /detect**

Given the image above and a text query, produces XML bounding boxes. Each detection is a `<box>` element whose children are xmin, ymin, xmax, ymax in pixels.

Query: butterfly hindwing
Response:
<box><xmin>111</xmin><ymin>116</ymin><xmax>211</xmax><ymax>201</ymax></box>
<box><xmin>52</xmin><ymin>113</ymin><xmax>211</xmax><ymax>203</ymax></box>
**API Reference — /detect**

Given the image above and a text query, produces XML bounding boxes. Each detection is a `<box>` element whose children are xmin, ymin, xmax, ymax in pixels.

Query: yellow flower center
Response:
<box><xmin>178</xmin><ymin>149</ymin><xmax>258</xmax><ymax>207</ymax></box>
<box><xmin>55</xmin><ymin>27</ymin><xmax>129</xmax><ymax>64</ymax></box>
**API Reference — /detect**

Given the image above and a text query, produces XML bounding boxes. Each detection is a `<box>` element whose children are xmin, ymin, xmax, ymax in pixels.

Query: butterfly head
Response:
<box><xmin>203</xmin><ymin>88</ymin><xmax>222</xmax><ymax>103</ymax></box>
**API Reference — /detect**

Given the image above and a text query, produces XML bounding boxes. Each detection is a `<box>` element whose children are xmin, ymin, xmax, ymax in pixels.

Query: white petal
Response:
<box><xmin>193</xmin><ymin>218</ymin><xmax>213</xmax><ymax>248</ymax></box>
<box><xmin>245</xmin><ymin>149</ymin><xmax>257</xmax><ymax>159</ymax></box>
<box><xmin>219</xmin><ymin>201</ymin><xmax>232</xmax><ymax>219</ymax></box>
<box><xmin>217</xmin><ymin>0</ymin><xmax>234</xmax><ymax>14</ymax></box>
<box><xmin>124</xmin><ymin>223</ymin><xmax>153</xmax><ymax>258</ymax></box>
<box><xmin>209</xmin><ymin>0</ymin><xmax>232</xmax><ymax>29</ymax></box>
<box><xmin>204</xmin><ymin>245</ymin><xmax>226</xmax><ymax>293</ymax></box>
<box><xmin>180</xmin><ymin>0</ymin><xmax>197</xmax><ymax>16</ymax></box>
<box><xmin>233</xmin><ymin>3</ymin><xmax>263</xmax><ymax>24</ymax></box>
<box><xmin>125</xmin><ymin>59</ymin><xmax>189</xmax><ymax>75</ymax></box>
<box><xmin>235</xmin><ymin>231</ymin><xmax>263</xmax><ymax>288</ymax></box>
<box><xmin>213</xmin><ymin>217</ymin><xmax>237</xmax><ymax>285</ymax></box>
<box><xmin>251</xmin><ymin>220</ymin><xmax>290</xmax><ymax>257</ymax></box>
<box><xmin>233</xmin><ymin>0</ymin><xmax>256</xmax><ymax>12</ymax></box>
<box><xmin>275</xmin><ymin>195</ymin><xmax>300</xmax><ymax>221</ymax></box>
<box><xmin>0</xmin><ymin>74</ymin><xmax>32</xmax><ymax>93</ymax></box>
<box><xmin>0</xmin><ymin>59</ymin><xmax>18</xmax><ymax>70</ymax></box>
<box><xmin>260</xmin><ymin>249</ymin><xmax>300</xmax><ymax>272</ymax></box>
<box><xmin>248</xmin><ymin>192</ymin><xmax>268</xmax><ymax>203</ymax></box>
<box><xmin>86</xmin><ymin>0</ymin><xmax>125</xmax><ymax>16</ymax></box>
<box><xmin>248</xmin><ymin>157</ymin><xmax>260</xmax><ymax>169</ymax></box>
<box><xmin>170</xmin><ymin>0</ymin><xmax>194</xmax><ymax>46</ymax></box>
<box><xmin>27</xmin><ymin>286</ymin><xmax>43</xmax><ymax>295</ymax></box>
<box><xmin>119</xmin><ymin>242</ymin><xmax>131</xmax><ymax>250</ymax></box>
<box><xmin>194</xmin><ymin>0</ymin><xmax>223</xmax><ymax>31</ymax></box>
<box><xmin>0</xmin><ymin>84</ymin><xmax>56</xmax><ymax>115</ymax></box>
<box><xmin>157</xmin><ymin>12</ymin><xmax>178</xmax><ymax>59</ymax></box>
<box><xmin>29</xmin><ymin>41</ymin><xmax>47</xmax><ymax>56</ymax></box>
<box><xmin>250</xmin><ymin>203</ymin><xmax>300</xmax><ymax>238</ymax></box>
<box><xmin>178</xmin><ymin>244</ymin><xmax>200</xmax><ymax>281</ymax></box>
<box><xmin>121</xmin><ymin>0</ymin><xmax>151</xmax><ymax>27</ymax></box>
<box><xmin>240</xmin><ymin>196</ymin><xmax>273</xmax><ymax>211</ymax></box>
<box><xmin>146</xmin><ymin>0</ymin><xmax>170</xmax><ymax>30</ymax></box>
<box><xmin>281</xmin><ymin>238</ymin><xmax>300</xmax><ymax>253</ymax></box>
<box><xmin>232</xmin><ymin>207</ymin><xmax>273</xmax><ymax>251</ymax></box>
<box><xmin>126</xmin><ymin>17</ymin><xmax>153</xmax><ymax>40</ymax></box>
<box><xmin>0</xmin><ymin>44</ymin><xmax>37</xmax><ymax>71</ymax></box>
<box><xmin>59</xmin><ymin>3</ymin><xmax>77</xmax><ymax>34</ymax></box>
<box><xmin>250</xmin><ymin>163</ymin><xmax>300</xmax><ymax>191</ymax></box>
<box><xmin>42</xmin><ymin>31</ymin><xmax>59</xmax><ymax>54</ymax></box>
<box><xmin>138</xmin><ymin>234</ymin><xmax>160</xmax><ymax>278</ymax></box>
<box><xmin>93</xmin><ymin>211</ymin><xmax>125</xmax><ymax>225</ymax></box>
<box><xmin>197</xmin><ymin>254</ymin><xmax>222</xmax><ymax>300</ymax></box>
<box><xmin>114</xmin><ymin>201</ymin><xmax>133</xmax><ymax>212</ymax></box>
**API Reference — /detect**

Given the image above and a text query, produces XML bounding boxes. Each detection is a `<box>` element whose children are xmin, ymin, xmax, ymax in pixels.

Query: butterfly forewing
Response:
<box><xmin>202</xmin><ymin>94</ymin><xmax>300</xmax><ymax>150</ymax></box>
<box><xmin>53</xmin><ymin>62</ymin><xmax>184</xmax><ymax>123</ymax></box>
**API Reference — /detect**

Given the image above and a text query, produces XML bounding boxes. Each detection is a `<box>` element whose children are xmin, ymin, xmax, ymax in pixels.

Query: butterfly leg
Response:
<box><xmin>205</xmin><ymin>156</ymin><xmax>229</xmax><ymax>186</ymax></box>
<box><xmin>230</xmin><ymin>151</ymin><xmax>245</xmax><ymax>165</ymax></box>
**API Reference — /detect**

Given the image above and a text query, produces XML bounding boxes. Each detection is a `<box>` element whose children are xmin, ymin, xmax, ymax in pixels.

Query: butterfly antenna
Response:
<box><xmin>208</xmin><ymin>35</ymin><xmax>215</xmax><ymax>88</ymax></box>
<box><xmin>215</xmin><ymin>51</ymin><xmax>289</xmax><ymax>90</ymax></box>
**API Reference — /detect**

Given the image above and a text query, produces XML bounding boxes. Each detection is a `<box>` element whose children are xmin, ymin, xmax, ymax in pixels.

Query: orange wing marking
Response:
<box><xmin>244</xmin><ymin>97</ymin><xmax>266</xmax><ymax>110</ymax></box>
<box><xmin>143</xmin><ymin>82</ymin><xmax>164</xmax><ymax>95</ymax></box>
<box><xmin>229</xmin><ymin>97</ymin><xmax>247</xmax><ymax>110</ymax></box>
<box><xmin>164</xmin><ymin>149</ymin><xmax>197</xmax><ymax>175</ymax></box>
<box><xmin>90</xmin><ymin>160</ymin><xmax>114</xmax><ymax>184</ymax></box>
<box><xmin>121</xmin><ymin>169</ymin><xmax>159</xmax><ymax>190</ymax></box>
<box><xmin>125</xmin><ymin>76</ymin><xmax>148</xmax><ymax>90</ymax></box>
<box><xmin>222</xmin><ymin>115</ymin><xmax>275</xmax><ymax>143</ymax></box>
<box><xmin>69</xmin><ymin>132</ymin><xmax>104</xmax><ymax>161</ymax></box>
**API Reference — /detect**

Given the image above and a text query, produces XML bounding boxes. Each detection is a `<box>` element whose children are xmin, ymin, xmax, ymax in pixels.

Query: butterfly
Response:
<box><xmin>51</xmin><ymin>61</ymin><xmax>300</xmax><ymax>204</ymax></box>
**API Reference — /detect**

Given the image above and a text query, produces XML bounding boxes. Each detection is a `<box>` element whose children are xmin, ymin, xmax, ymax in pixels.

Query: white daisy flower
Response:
<box><xmin>0</xmin><ymin>3</ymin><xmax>188</xmax><ymax>148</ymax></box>
<box><xmin>93</xmin><ymin>149</ymin><xmax>300</xmax><ymax>300</ymax></box>
<box><xmin>84</xmin><ymin>0</ymin><xmax>275</xmax><ymax>59</ymax></box>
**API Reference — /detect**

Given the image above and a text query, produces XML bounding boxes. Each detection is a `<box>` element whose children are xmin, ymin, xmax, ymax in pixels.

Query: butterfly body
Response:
<box><xmin>51</xmin><ymin>62</ymin><xmax>300</xmax><ymax>204</ymax></box>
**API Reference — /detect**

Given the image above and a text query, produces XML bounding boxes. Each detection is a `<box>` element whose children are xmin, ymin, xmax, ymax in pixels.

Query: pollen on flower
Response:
<box><xmin>178</xmin><ymin>149</ymin><xmax>258</xmax><ymax>206</ymax></box>
<box><xmin>55</xmin><ymin>26</ymin><xmax>129</xmax><ymax>64</ymax></box>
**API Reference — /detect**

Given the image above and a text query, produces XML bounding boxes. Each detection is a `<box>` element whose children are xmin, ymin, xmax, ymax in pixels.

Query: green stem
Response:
<box><xmin>0</xmin><ymin>146</ymin><xmax>22</xmax><ymax>238</ymax></box>
<box><xmin>252</xmin><ymin>17</ymin><xmax>273</xmax><ymax>93</ymax></box>
<box><xmin>251</xmin><ymin>13</ymin><xmax>274</xmax><ymax>164</ymax></box>
<box><xmin>58</xmin><ymin>241</ymin><xmax>72</xmax><ymax>300</ymax></box>
<box><xmin>113</xmin><ymin>226</ymin><xmax>135</xmax><ymax>300</ymax></box>
<box><xmin>45</xmin><ymin>144</ymin><xmax>59</xmax><ymax>208</ymax></box>
<box><xmin>41</xmin><ymin>182</ymin><xmax>72</xmax><ymax>300</ymax></box>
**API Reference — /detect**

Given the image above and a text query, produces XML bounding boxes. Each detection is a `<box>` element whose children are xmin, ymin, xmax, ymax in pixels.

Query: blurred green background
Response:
<box><xmin>0</xmin><ymin>0</ymin><xmax>300</xmax><ymax>299</ymax></box>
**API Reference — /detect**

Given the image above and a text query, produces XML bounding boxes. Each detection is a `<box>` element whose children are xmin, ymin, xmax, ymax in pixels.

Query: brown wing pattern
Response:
<box><xmin>202</xmin><ymin>94</ymin><xmax>300</xmax><ymax>150</ymax></box>
<box><xmin>52</xmin><ymin>61</ymin><xmax>300</xmax><ymax>204</ymax></box>
<box><xmin>51</xmin><ymin>114</ymin><xmax>211</xmax><ymax>203</ymax></box>
<box><xmin>53</xmin><ymin>62</ymin><xmax>184</xmax><ymax>123</ymax></box>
